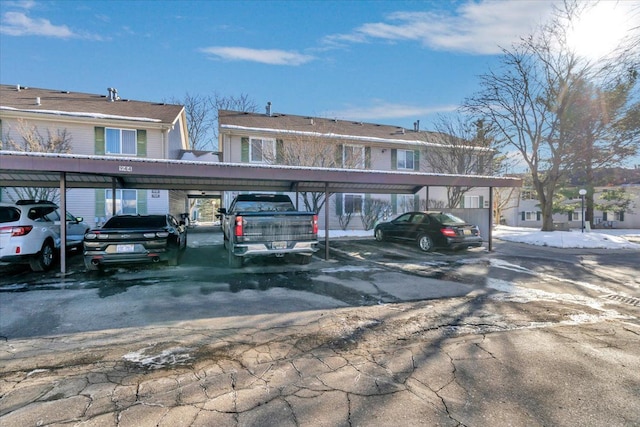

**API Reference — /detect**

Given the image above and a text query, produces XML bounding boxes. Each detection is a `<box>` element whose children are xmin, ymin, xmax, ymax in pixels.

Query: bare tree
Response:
<box><xmin>168</xmin><ymin>92</ymin><xmax>258</xmax><ymax>151</ymax></box>
<box><xmin>1</xmin><ymin>119</ymin><xmax>72</xmax><ymax>203</ymax></box>
<box><xmin>465</xmin><ymin>3</ymin><xmax>599</xmax><ymax>231</ymax></box>
<box><xmin>263</xmin><ymin>120</ymin><xmax>364</xmax><ymax>214</ymax></box>
<box><xmin>422</xmin><ymin>115</ymin><xmax>494</xmax><ymax>208</ymax></box>
<box><xmin>360</xmin><ymin>198</ymin><xmax>391</xmax><ymax>230</ymax></box>
<box><xmin>466</xmin><ymin>1</ymin><xmax>639</xmax><ymax>231</ymax></box>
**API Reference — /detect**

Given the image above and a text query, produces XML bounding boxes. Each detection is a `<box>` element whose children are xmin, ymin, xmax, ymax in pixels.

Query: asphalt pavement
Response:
<box><xmin>1</xmin><ymin>228</ymin><xmax>639</xmax><ymax>426</ymax></box>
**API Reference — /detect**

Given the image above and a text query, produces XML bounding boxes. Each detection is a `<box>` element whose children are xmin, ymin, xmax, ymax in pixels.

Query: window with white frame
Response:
<box><xmin>464</xmin><ymin>195</ymin><xmax>480</xmax><ymax>208</ymax></box>
<box><xmin>524</xmin><ymin>211</ymin><xmax>536</xmax><ymax>221</ymax></box>
<box><xmin>343</xmin><ymin>194</ymin><xmax>364</xmax><ymax>214</ymax></box>
<box><xmin>615</xmin><ymin>211</ymin><xmax>625</xmax><ymax>221</ymax></box>
<box><xmin>398</xmin><ymin>194</ymin><xmax>414</xmax><ymax>213</ymax></box>
<box><xmin>105</xmin><ymin>189</ymin><xmax>138</xmax><ymax>215</ymax></box>
<box><xmin>344</xmin><ymin>145</ymin><xmax>365</xmax><ymax>169</ymax></box>
<box><xmin>570</xmin><ymin>211</ymin><xmax>583</xmax><ymax>221</ymax></box>
<box><xmin>106</xmin><ymin>128</ymin><xmax>137</xmax><ymax>155</ymax></box>
<box><xmin>250</xmin><ymin>138</ymin><xmax>275</xmax><ymax>163</ymax></box>
<box><xmin>397</xmin><ymin>150</ymin><xmax>414</xmax><ymax>170</ymax></box>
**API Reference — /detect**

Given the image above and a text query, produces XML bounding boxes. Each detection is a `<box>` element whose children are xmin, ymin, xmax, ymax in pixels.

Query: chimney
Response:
<box><xmin>266</xmin><ymin>101</ymin><xmax>272</xmax><ymax>116</ymax></box>
<box><xmin>416</xmin><ymin>120</ymin><xmax>420</xmax><ymax>132</ymax></box>
<box><xmin>107</xmin><ymin>88</ymin><xmax>114</xmax><ymax>101</ymax></box>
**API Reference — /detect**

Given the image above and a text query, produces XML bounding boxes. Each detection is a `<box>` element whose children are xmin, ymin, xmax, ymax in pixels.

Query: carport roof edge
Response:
<box><xmin>0</xmin><ymin>151</ymin><xmax>521</xmax><ymax>193</ymax></box>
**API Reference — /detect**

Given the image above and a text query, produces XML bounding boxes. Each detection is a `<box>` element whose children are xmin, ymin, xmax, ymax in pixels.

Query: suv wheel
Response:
<box><xmin>30</xmin><ymin>240</ymin><xmax>55</xmax><ymax>272</ymax></box>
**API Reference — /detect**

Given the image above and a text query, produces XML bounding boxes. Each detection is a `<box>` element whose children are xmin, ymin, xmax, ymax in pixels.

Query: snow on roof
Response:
<box><xmin>220</xmin><ymin>124</ymin><xmax>491</xmax><ymax>151</ymax></box>
<box><xmin>0</xmin><ymin>106</ymin><xmax>161</xmax><ymax>122</ymax></box>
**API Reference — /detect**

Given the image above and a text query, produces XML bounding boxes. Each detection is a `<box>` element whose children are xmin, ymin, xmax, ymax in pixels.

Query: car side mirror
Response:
<box><xmin>218</xmin><ymin>208</ymin><xmax>227</xmax><ymax>215</ymax></box>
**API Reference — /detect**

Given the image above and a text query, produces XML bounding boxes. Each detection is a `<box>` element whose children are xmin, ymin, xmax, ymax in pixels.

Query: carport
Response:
<box><xmin>0</xmin><ymin>150</ymin><xmax>521</xmax><ymax>274</ymax></box>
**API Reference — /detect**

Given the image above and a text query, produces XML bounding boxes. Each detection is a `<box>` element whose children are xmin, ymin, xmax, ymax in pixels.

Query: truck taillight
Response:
<box><xmin>312</xmin><ymin>215</ymin><xmax>318</xmax><ymax>234</ymax></box>
<box><xmin>235</xmin><ymin>216</ymin><xmax>243</xmax><ymax>236</ymax></box>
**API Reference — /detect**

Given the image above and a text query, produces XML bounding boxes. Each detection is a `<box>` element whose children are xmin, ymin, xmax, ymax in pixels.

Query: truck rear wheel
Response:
<box><xmin>228</xmin><ymin>244</ymin><xmax>243</xmax><ymax>268</ymax></box>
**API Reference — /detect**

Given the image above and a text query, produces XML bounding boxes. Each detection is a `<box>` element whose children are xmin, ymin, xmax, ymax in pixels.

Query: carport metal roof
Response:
<box><xmin>1</xmin><ymin>150</ymin><xmax>521</xmax><ymax>274</ymax></box>
<box><xmin>0</xmin><ymin>151</ymin><xmax>520</xmax><ymax>193</ymax></box>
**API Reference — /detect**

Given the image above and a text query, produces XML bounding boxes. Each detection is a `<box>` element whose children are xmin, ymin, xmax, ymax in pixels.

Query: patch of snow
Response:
<box><xmin>493</xmin><ymin>225</ymin><xmax>640</xmax><ymax>249</ymax></box>
<box><xmin>123</xmin><ymin>346</ymin><xmax>193</xmax><ymax>369</ymax></box>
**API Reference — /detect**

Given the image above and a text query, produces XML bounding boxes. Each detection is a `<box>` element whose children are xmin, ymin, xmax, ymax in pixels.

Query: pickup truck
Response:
<box><xmin>218</xmin><ymin>194</ymin><xmax>318</xmax><ymax>268</ymax></box>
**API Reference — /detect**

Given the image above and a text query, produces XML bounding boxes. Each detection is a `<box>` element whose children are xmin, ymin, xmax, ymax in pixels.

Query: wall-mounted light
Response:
<box><xmin>381</xmin><ymin>149</ymin><xmax>386</xmax><ymax>153</ymax></box>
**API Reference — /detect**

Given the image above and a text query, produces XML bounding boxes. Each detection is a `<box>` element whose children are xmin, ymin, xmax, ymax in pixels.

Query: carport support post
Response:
<box><xmin>60</xmin><ymin>172</ymin><xmax>67</xmax><ymax>275</ymax></box>
<box><xmin>488</xmin><ymin>186</ymin><xmax>493</xmax><ymax>252</ymax></box>
<box><xmin>111</xmin><ymin>178</ymin><xmax>117</xmax><ymax>216</ymax></box>
<box><xmin>325</xmin><ymin>183</ymin><xmax>330</xmax><ymax>260</ymax></box>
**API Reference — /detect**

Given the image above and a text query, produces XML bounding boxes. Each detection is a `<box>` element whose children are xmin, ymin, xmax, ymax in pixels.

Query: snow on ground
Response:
<box><xmin>493</xmin><ymin>225</ymin><xmax>640</xmax><ymax>249</ymax></box>
<box><xmin>319</xmin><ymin>226</ymin><xmax>640</xmax><ymax>249</ymax></box>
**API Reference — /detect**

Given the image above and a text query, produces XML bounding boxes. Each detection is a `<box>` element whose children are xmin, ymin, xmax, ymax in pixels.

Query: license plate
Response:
<box><xmin>463</xmin><ymin>229</ymin><xmax>472</xmax><ymax>236</ymax></box>
<box><xmin>272</xmin><ymin>241</ymin><xmax>287</xmax><ymax>250</ymax></box>
<box><xmin>116</xmin><ymin>244</ymin><xmax>135</xmax><ymax>253</ymax></box>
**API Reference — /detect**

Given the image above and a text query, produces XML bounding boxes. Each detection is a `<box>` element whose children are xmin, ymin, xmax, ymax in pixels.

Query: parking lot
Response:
<box><xmin>1</xmin><ymin>228</ymin><xmax>639</xmax><ymax>426</ymax></box>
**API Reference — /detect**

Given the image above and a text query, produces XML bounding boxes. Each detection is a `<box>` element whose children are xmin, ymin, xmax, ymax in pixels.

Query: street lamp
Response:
<box><xmin>579</xmin><ymin>189</ymin><xmax>587</xmax><ymax>233</ymax></box>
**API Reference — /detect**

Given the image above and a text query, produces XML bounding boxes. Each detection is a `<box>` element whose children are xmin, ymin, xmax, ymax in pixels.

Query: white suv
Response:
<box><xmin>0</xmin><ymin>200</ymin><xmax>90</xmax><ymax>271</ymax></box>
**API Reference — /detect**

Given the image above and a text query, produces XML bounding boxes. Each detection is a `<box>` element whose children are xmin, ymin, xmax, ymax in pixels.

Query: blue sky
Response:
<box><xmin>0</xmin><ymin>0</ymin><xmax>638</xmax><ymax>138</ymax></box>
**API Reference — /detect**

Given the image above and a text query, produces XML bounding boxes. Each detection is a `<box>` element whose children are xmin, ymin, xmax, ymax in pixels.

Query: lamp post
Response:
<box><xmin>579</xmin><ymin>189</ymin><xmax>587</xmax><ymax>233</ymax></box>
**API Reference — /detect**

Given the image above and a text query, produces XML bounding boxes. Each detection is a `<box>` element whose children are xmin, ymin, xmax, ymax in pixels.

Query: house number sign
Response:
<box><xmin>119</xmin><ymin>165</ymin><xmax>133</xmax><ymax>172</ymax></box>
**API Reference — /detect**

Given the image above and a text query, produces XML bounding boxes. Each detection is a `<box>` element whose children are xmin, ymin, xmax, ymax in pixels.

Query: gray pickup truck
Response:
<box><xmin>218</xmin><ymin>194</ymin><xmax>319</xmax><ymax>268</ymax></box>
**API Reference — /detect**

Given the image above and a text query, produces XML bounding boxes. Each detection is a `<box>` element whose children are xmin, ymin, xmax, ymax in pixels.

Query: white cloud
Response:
<box><xmin>199</xmin><ymin>46</ymin><xmax>315</xmax><ymax>66</ymax></box>
<box><xmin>0</xmin><ymin>10</ymin><xmax>104</xmax><ymax>40</ymax></box>
<box><xmin>327</xmin><ymin>101</ymin><xmax>458</xmax><ymax>121</ymax></box>
<box><xmin>323</xmin><ymin>0</ymin><xmax>556</xmax><ymax>55</ymax></box>
<box><xmin>0</xmin><ymin>11</ymin><xmax>74</xmax><ymax>38</ymax></box>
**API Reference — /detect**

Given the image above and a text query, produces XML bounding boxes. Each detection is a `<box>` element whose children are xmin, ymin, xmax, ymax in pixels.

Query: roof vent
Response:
<box><xmin>107</xmin><ymin>87</ymin><xmax>120</xmax><ymax>102</ymax></box>
<box><xmin>413</xmin><ymin>120</ymin><xmax>420</xmax><ymax>132</ymax></box>
<box><xmin>16</xmin><ymin>84</ymin><xmax>21</xmax><ymax>92</ymax></box>
<box><xmin>266</xmin><ymin>101</ymin><xmax>272</xmax><ymax>116</ymax></box>
<box><xmin>35</xmin><ymin>97</ymin><xmax>41</xmax><ymax>106</ymax></box>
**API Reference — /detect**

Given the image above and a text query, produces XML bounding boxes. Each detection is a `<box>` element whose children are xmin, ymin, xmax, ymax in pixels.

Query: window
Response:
<box><xmin>105</xmin><ymin>189</ymin><xmax>138</xmax><ymax>215</ymax></box>
<box><xmin>344</xmin><ymin>145</ymin><xmax>365</xmax><ymax>169</ymax></box>
<box><xmin>570</xmin><ymin>211</ymin><xmax>583</xmax><ymax>221</ymax></box>
<box><xmin>343</xmin><ymin>194</ymin><xmax>364</xmax><ymax>214</ymax></box>
<box><xmin>464</xmin><ymin>195</ymin><xmax>480</xmax><ymax>208</ymax></box>
<box><xmin>106</xmin><ymin>128</ymin><xmax>136</xmax><ymax>155</ymax></box>
<box><xmin>615</xmin><ymin>211</ymin><xmax>625</xmax><ymax>221</ymax></box>
<box><xmin>250</xmin><ymin>138</ymin><xmax>275</xmax><ymax>163</ymax></box>
<box><xmin>521</xmin><ymin>190</ymin><xmax>536</xmax><ymax>200</ymax></box>
<box><xmin>398</xmin><ymin>194</ymin><xmax>414</xmax><ymax>213</ymax></box>
<box><xmin>397</xmin><ymin>150</ymin><xmax>414</xmax><ymax>170</ymax></box>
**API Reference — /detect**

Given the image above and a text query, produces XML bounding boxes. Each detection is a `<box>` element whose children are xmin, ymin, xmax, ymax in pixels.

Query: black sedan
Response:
<box><xmin>374</xmin><ymin>211</ymin><xmax>483</xmax><ymax>252</ymax></box>
<box><xmin>83</xmin><ymin>214</ymin><xmax>187</xmax><ymax>271</ymax></box>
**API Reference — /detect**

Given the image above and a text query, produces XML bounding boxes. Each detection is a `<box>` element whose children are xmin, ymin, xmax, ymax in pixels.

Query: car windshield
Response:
<box><xmin>103</xmin><ymin>216</ymin><xmax>166</xmax><ymax>229</ymax></box>
<box><xmin>431</xmin><ymin>213</ymin><xmax>466</xmax><ymax>225</ymax></box>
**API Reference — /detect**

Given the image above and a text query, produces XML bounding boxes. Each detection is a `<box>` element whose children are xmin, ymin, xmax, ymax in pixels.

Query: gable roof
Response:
<box><xmin>218</xmin><ymin>109</ymin><xmax>451</xmax><ymax>147</ymax></box>
<box><xmin>0</xmin><ymin>84</ymin><xmax>184</xmax><ymax>125</ymax></box>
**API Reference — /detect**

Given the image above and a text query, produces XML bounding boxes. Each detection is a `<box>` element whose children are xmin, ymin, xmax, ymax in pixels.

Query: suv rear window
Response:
<box><xmin>0</xmin><ymin>207</ymin><xmax>21</xmax><ymax>223</ymax></box>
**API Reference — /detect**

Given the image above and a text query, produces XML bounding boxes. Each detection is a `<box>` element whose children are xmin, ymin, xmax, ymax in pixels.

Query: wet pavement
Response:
<box><xmin>1</xmin><ymin>228</ymin><xmax>639</xmax><ymax>426</ymax></box>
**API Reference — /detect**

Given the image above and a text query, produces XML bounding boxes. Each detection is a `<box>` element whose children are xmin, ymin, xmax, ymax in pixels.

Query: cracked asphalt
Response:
<box><xmin>1</xmin><ymin>229</ymin><xmax>639</xmax><ymax>426</ymax></box>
